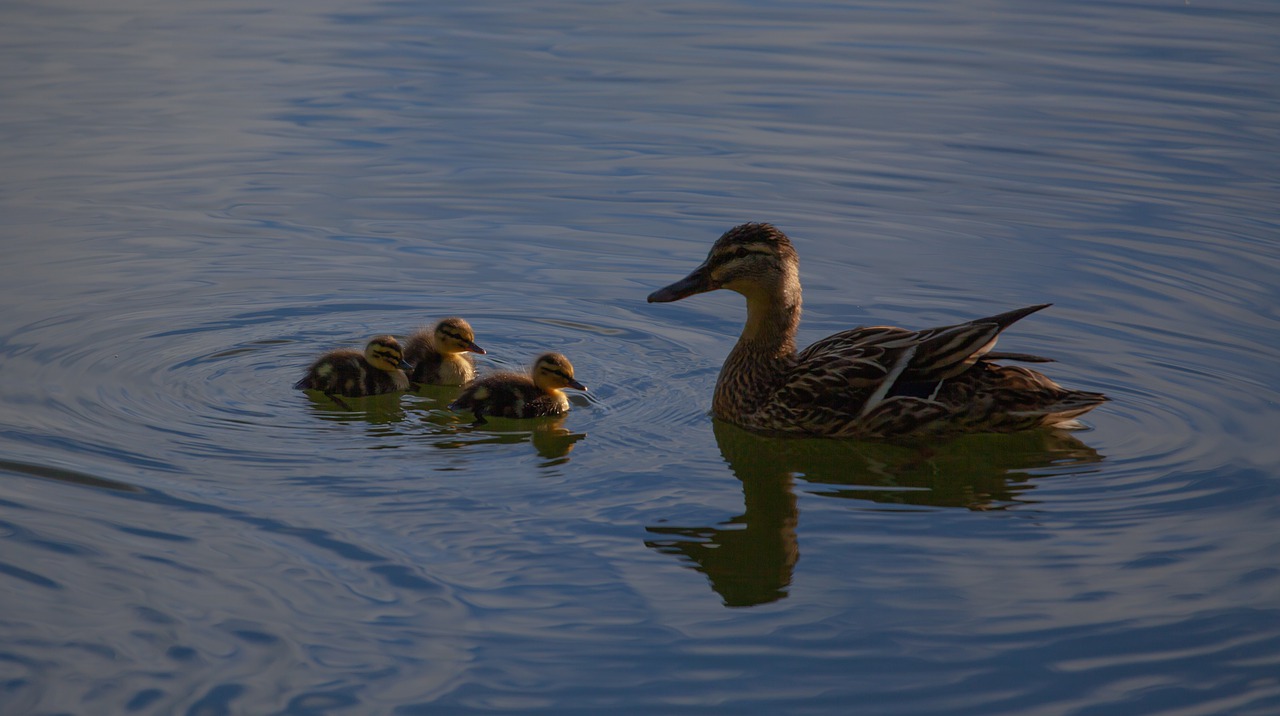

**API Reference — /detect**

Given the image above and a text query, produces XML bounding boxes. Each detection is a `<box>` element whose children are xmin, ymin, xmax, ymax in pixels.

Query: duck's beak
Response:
<box><xmin>567</xmin><ymin>378</ymin><xmax>587</xmax><ymax>391</ymax></box>
<box><xmin>398</xmin><ymin>359</ymin><xmax>413</xmax><ymax>371</ymax></box>
<box><xmin>466</xmin><ymin>341</ymin><xmax>487</xmax><ymax>355</ymax></box>
<box><xmin>647</xmin><ymin>262</ymin><xmax>716</xmax><ymax>303</ymax></box>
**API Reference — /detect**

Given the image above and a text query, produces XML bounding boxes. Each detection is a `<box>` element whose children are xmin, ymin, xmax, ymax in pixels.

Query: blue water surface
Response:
<box><xmin>1</xmin><ymin>0</ymin><xmax>1278</xmax><ymax>714</ymax></box>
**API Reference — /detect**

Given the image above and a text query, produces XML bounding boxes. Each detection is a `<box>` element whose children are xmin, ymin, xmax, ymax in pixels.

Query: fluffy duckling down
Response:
<box><xmin>449</xmin><ymin>352</ymin><xmax>586</xmax><ymax>422</ymax></box>
<box><xmin>294</xmin><ymin>335</ymin><xmax>412</xmax><ymax>399</ymax></box>
<box><xmin>404</xmin><ymin>317</ymin><xmax>486</xmax><ymax>385</ymax></box>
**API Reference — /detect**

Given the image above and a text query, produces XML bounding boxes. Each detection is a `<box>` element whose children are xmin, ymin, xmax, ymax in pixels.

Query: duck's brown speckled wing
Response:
<box><xmin>771</xmin><ymin>305</ymin><xmax>1055</xmax><ymax>436</ymax></box>
<box><xmin>770</xmin><ymin>327</ymin><xmax>920</xmax><ymax>434</ymax></box>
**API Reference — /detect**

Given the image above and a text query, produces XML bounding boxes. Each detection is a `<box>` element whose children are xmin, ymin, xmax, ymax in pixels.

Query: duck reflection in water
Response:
<box><xmin>646</xmin><ymin>420</ymin><xmax>1104</xmax><ymax>608</ymax></box>
<box><xmin>432</xmin><ymin>414</ymin><xmax>586</xmax><ymax>462</ymax></box>
<box><xmin>300</xmin><ymin>391</ymin><xmax>408</xmax><ymax>425</ymax></box>
<box><xmin>300</xmin><ymin>388</ymin><xmax>586</xmax><ymax>461</ymax></box>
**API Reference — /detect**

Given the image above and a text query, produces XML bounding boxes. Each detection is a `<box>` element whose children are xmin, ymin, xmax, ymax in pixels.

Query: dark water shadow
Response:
<box><xmin>0</xmin><ymin>458</ymin><xmax>143</xmax><ymax>494</ymax></box>
<box><xmin>646</xmin><ymin>420</ymin><xmax>1104</xmax><ymax>608</ymax></box>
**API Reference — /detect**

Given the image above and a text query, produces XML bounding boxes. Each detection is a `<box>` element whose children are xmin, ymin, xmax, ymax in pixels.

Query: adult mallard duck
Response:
<box><xmin>404</xmin><ymin>317</ymin><xmax>486</xmax><ymax>385</ymax></box>
<box><xmin>294</xmin><ymin>335</ymin><xmax>412</xmax><ymax>405</ymax></box>
<box><xmin>449</xmin><ymin>352</ymin><xmax>586</xmax><ymax>422</ymax></box>
<box><xmin>647</xmin><ymin>222</ymin><xmax>1107</xmax><ymax>439</ymax></box>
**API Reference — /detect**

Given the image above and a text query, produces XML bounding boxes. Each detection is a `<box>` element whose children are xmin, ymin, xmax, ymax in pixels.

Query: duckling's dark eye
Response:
<box><xmin>732</xmin><ymin>247</ymin><xmax>753</xmax><ymax>260</ymax></box>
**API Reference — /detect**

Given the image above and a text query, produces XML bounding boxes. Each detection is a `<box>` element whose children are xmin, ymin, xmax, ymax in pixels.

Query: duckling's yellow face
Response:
<box><xmin>532</xmin><ymin>352</ymin><xmax>586</xmax><ymax>391</ymax></box>
<box><xmin>365</xmin><ymin>336</ymin><xmax>411</xmax><ymax>373</ymax></box>
<box><xmin>647</xmin><ymin>222</ymin><xmax>798</xmax><ymax>303</ymax></box>
<box><xmin>434</xmin><ymin>318</ymin><xmax>486</xmax><ymax>355</ymax></box>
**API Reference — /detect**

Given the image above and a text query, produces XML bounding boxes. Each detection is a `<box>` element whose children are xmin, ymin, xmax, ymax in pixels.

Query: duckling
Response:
<box><xmin>294</xmin><ymin>335</ymin><xmax>412</xmax><ymax>407</ymax></box>
<box><xmin>403</xmin><ymin>317</ymin><xmax>486</xmax><ymax>385</ymax></box>
<box><xmin>449</xmin><ymin>352</ymin><xmax>586</xmax><ymax>422</ymax></box>
<box><xmin>647</xmin><ymin>222</ymin><xmax>1108</xmax><ymax>438</ymax></box>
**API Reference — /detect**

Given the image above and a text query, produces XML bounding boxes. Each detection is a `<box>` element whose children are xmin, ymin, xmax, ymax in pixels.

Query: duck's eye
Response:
<box><xmin>541</xmin><ymin>365</ymin><xmax>567</xmax><ymax>378</ymax></box>
<box><xmin>732</xmin><ymin>247</ymin><xmax>752</xmax><ymax>260</ymax></box>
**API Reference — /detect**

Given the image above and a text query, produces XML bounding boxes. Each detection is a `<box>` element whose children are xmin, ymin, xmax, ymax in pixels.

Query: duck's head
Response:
<box><xmin>532</xmin><ymin>352</ymin><xmax>587</xmax><ymax>392</ymax></box>
<box><xmin>365</xmin><ymin>335</ymin><xmax>412</xmax><ymax>373</ymax></box>
<box><xmin>647</xmin><ymin>223</ymin><xmax>800</xmax><ymax>304</ymax></box>
<box><xmin>434</xmin><ymin>317</ymin><xmax>486</xmax><ymax>355</ymax></box>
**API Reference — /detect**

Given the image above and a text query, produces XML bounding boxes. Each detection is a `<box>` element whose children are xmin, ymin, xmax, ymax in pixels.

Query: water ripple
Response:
<box><xmin>1</xmin><ymin>0</ymin><xmax>1278</xmax><ymax>713</ymax></box>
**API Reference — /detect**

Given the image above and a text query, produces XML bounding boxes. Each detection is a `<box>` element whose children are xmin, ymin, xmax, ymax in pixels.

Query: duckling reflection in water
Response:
<box><xmin>648</xmin><ymin>222</ymin><xmax>1108</xmax><ymax>439</ymax></box>
<box><xmin>404</xmin><ymin>317</ymin><xmax>486</xmax><ymax>385</ymax></box>
<box><xmin>294</xmin><ymin>335</ymin><xmax>412</xmax><ymax>409</ymax></box>
<box><xmin>429</xmin><ymin>417</ymin><xmax>587</xmax><ymax>461</ymax></box>
<box><xmin>449</xmin><ymin>352</ymin><xmax>586</xmax><ymax>423</ymax></box>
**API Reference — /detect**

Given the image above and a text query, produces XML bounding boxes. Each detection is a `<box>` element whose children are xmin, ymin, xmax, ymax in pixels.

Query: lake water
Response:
<box><xmin>2</xmin><ymin>0</ymin><xmax>1278</xmax><ymax>713</ymax></box>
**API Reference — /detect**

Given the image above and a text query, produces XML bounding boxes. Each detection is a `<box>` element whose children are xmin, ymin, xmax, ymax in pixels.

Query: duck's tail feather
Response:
<box><xmin>908</xmin><ymin>304</ymin><xmax>1053</xmax><ymax>381</ymax></box>
<box><xmin>1026</xmin><ymin>391</ymin><xmax>1110</xmax><ymax>427</ymax></box>
<box><xmin>984</xmin><ymin>351</ymin><xmax>1055</xmax><ymax>363</ymax></box>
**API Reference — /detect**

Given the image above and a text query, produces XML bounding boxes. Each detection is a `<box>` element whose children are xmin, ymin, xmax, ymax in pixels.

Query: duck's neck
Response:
<box><xmin>713</xmin><ymin>284</ymin><xmax>801</xmax><ymax>419</ymax></box>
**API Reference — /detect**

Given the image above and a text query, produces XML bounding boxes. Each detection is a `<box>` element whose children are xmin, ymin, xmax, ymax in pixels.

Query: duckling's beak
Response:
<box><xmin>398</xmin><ymin>359</ymin><xmax>413</xmax><ymax>371</ymax></box>
<box><xmin>466</xmin><ymin>341</ymin><xmax>487</xmax><ymax>355</ymax></box>
<box><xmin>567</xmin><ymin>378</ymin><xmax>587</xmax><ymax>391</ymax></box>
<box><xmin>647</xmin><ymin>263</ymin><xmax>716</xmax><ymax>303</ymax></box>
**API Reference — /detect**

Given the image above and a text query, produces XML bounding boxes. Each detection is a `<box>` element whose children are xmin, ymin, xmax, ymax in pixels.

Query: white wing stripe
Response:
<box><xmin>859</xmin><ymin>345</ymin><xmax>917</xmax><ymax>418</ymax></box>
